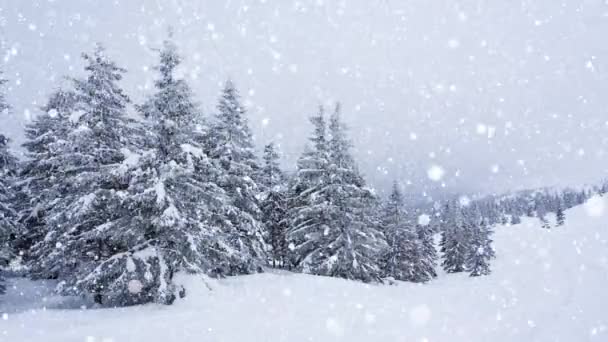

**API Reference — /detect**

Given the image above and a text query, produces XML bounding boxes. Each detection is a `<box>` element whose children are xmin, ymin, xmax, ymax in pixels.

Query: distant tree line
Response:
<box><xmin>462</xmin><ymin>186</ymin><xmax>596</xmax><ymax>228</ymax></box>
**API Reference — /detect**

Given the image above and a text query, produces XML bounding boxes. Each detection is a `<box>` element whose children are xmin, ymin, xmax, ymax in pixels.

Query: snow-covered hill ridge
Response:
<box><xmin>2</xmin><ymin>196</ymin><xmax>608</xmax><ymax>342</ymax></box>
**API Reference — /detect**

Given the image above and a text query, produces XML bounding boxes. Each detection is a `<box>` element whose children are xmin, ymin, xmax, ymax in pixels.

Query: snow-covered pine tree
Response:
<box><xmin>510</xmin><ymin>215</ymin><xmax>521</xmax><ymax>225</ymax></box>
<box><xmin>500</xmin><ymin>214</ymin><xmax>508</xmax><ymax>225</ymax></box>
<box><xmin>0</xmin><ymin>135</ymin><xmax>18</xmax><ymax>295</ymax></box>
<box><xmin>465</xmin><ymin>214</ymin><xmax>495</xmax><ymax>277</ymax></box>
<box><xmin>286</xmin><ymin>106</ymin><xmax>330</xmax><ymax>269</ymax></box>
<box><xmin>0</xmin><ymin>71</ymin><xmax>21</xmax><ymax>294</ymax></box>
<box><xmin>207</xmin><ymin>80</ymin><xmax>266</xmax><ymax>274</ymax></box>
<box><xmin>380</xmin><ymin>181</ymin><xmax>420</xmax><ymax>282</ymax></box>
<box><xmin>288</xmin><ymin>104</ymin><xmax>386</xmax><ymax>282</ymax></box>
<box><xmin>16</xmin><ymin>88</ymin><xmax>77</xmax><ymax>255</ymax></box>
<box><xmin>260</xmin><ymin>142</ymin><xmax>288</xmax><ymax>267</ymax></box>
<box><xmin>415</xmin><ymin>222</ymin><xmax>438</xmax><ymax>281</ymax></box>
<box><xmin>289</xmin><ymin>105</ymin><xmax>329</xmax><ymax>197</ymax></box>
<box><xmin>556</xmin><ymin>206</ymin><xmax>565</xmax><ymax>226</ymax></box>
<box><xmin>25</xmin><ymin>45</ymin><xmax>141</xmax><ymax>304</ymax></box>
<box><xmin>260</xmin><ymin>142</ymin><xmax>285</xmax><ymax>191</ymax></box>
<box><xmin>440</xmin><ymin>200</ymin><xmax>469</xmax><ymax>273</ymax></box>
<box><xmin>81</xmin><ymin>37</ymin><xmax>240</xmax><ymax>305</ymax></box>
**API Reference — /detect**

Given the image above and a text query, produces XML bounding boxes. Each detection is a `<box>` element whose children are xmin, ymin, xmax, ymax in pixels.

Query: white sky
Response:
<box><xmin>1</xmin><ymin>0</ymin><xmax>608</xmax><ymax>198</ymax></box>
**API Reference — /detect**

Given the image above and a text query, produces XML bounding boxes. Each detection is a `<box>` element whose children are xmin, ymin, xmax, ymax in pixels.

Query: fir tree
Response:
<box><xmin>16</xmin><ymin>88</ymin><xmax>77</xmax><ymax>254</ymax></box>
<box><xmin>415</xmin><ymin>222</ymin><xmax>438</xmax><ymax>281</ymax></box>
<box><xmin>208</xmin><ymin>80</ymin><xmax>266</xmax><ymax>273</ymax></box>
<box><xmin>260</xmin><ymin>142</ymin><xmax>285</xmax><ymax>191</ymax></box>
<box><xmin>440</xmin><ymin>200</ymin><xmax>469</xmax><ymax>273</ymax></box>
<box><xmin>92</xmin><ymin>38</ymin><xmax>240</xmax><ymax>305</ymax></box>
<box><xmin>0</xmin><ymin>71</ymin><xmax>21</xmax><ymax>294</ymax></box>
<box><xmin>289</xmin><ymin>105</ymin><xmax>329</xmax><ymax>197</ymax></box>
<box><xmin>286</xmin><ymin>106</ymin><xmax>330</xmax><ymax>268</ymax></box>
<box><xmin>380</xmin><ymin>182</ymin><xmax>419</xmax><ymax>281</ymax></box>
<box><xmin>288</xmin><ymin>104</ymin><xmax>386</xmax><ymax>282</ymax></box>
<box><xmin>556</xmin><ymin>206</ymin><xmax>565</xmax><ymax>227</ymax></box>
<box><xmin>26</xmin><ymin>45</ymin><xmax>139</xmax><ymax>305</ymax></box>
<box><xmin>466</xmin><ymin>217</ymin><xmax>495</xmax><ymax>277</ymax></box>
<box><xmin>510</xmin><ymin>215</ymin><xmax>521</xmax><ymax>225</ymax></box>
<box><xmin>260</xmin><ymin>143</ymin><xmax>288</xmax><ymax>268</ymax></box>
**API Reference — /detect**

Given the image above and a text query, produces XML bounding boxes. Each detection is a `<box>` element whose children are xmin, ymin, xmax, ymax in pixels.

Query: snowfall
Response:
<box><xmin>2</xmin><ymin>196</ymin><xmax>607</xmax><ymax>342</ymax></box>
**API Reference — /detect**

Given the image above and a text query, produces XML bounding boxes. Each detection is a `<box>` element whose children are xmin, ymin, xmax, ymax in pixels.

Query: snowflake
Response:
<box><xmin>427</xmin><ymin>165</ymin><xmax>445</xmax><ymax>182</ymax></box>
<box><xmin>417</xmin><ymin>214</ymin><xmax>431</xmax><ymax>226</ymax></box>
<box><xmin>128</xmin><ymin>280</ymin><xmax>144</xmax><ymax>294</ymax></box>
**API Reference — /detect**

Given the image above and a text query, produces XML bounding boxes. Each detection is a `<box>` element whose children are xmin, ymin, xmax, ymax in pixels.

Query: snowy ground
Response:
<box><xmin>2</xmin><ymin>197</ymin><xmax>608</xmax><ymax>342</ymax></box>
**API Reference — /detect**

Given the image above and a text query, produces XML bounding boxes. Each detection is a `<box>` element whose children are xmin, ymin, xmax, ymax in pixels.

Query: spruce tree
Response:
<box><xmin>380</xmin><ymin>182</ymin><xmax>419</xmax><ymax>281</ymax></box>
<box><xmin>288</xmin><ymin>104</ymin><xmax>386</xmax><ymax>282</ymax></box>
<box><xmin>26</xmin><ymin>45</ymin><xmax>139</xmax><ymax>304</ymax></box>
<box><xmin>556</xmin><ymin>206</ymin><xmax>565</xmax><ymax>226</ymax></box>
<box><xmin>289</xmin><ymin>105</ymin><xmax>330</xmax><ymax>197</ymax></box>
<box><xmin>16</xmin><ymin>88</ymin><xmax>77</xmax><ymax>254</ymax></box>
<box><xmin>208</xmin><ymin>80</ymin><xmax>266</xmax><ymax>273</ymax></box>
<box><xmin>510</xmin><ymin>215</ymin><xmax>521</xmax><ymax>225</ymax></box>
<box><xmin>0</xmin><ymin>72</ymin><xmax>20</xmax><ymax>294</ymax></box>
<box><xmin>415</xmin><ymin>222</ymin><xmax>438</xmax><ymax>281</ymax></box>
<box><xmin>440</xmin><ymin>200</ymin><xmax>469</xmax><ymax>273</ymax></box>
<box><xmin>466</xmin><ymin>217</ymin><xmax>495</xmax><ymax>277</ymax></box>
<box><xmin>0</xmin><ymin>135</ymin><xmax>17</xmax><ymax>295</ymax></box>
<box><xmin>260</xmin><ymin>143</ymin><xmax>288</xmax><ymax>267</ymax></box>
<box><xmin>93</xmin><ymin>38</ymin><xmax>240</xmax><ymax>305</ymax></box>
<box><xmin>260</xmin><ymin>142</ymin><xmax>285</xmax><ymax>191</ymax></box>
<box><xmin>286</xmin><ymin>106</ymin><xmax>330</xmax><ymax>268</ymax></box>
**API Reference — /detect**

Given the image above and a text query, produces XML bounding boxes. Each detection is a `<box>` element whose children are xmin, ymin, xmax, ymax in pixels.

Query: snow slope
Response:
<box><xmin>2</xmin><ymin>196</ymin><xmax>608</xmax><ymax>342</ymax></box>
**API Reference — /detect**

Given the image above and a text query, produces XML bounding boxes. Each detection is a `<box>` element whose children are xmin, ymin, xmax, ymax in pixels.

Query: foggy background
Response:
<box><xmin>1</xmin><ymin>0</ymin><xmax>607</xmax><ymax>199</ymax></box>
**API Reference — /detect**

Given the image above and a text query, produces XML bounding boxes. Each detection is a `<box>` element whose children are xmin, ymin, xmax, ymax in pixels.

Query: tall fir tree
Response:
<box><xmin>97</xmin><ymin>38</ymin><xmax>239</xmax><ymax>305</ymax></box>
<box><xmin>260</xmin><ymin>142</ymin><xmax>288</xmax><ymax>267</ymax></box>
<box><xmin>510</xmin><ymin>214</ymin><xmax>522</xmax><ymax>225</ymax></box>
<box><xmin>465</xmin><ymin>215</ymin><xmax>495</xmax><ymax>277</ymax></box>
<box><xmin>288</xmin><ymin>104</ymin><xmax>386</xmax><ymax>282</ymax></box>
<box><xmin>0</xmin><ymin>71</ymin><xmax>21</xmax><ymax>294</ymax></box>
<box><xmin>208</xmin><ymin>80</ymin><xmax>266</xmax><ymax>273</ymax></box>
<box><xmin>16</xmin><ymin>88</ymin><xmax>77</xmax><ymax>254</ymax></box>
<box><xmin>260</xmin><ymin>142</ymin><xmax>285</xmax><ymax>191</ymax></box>
<box><xmin>414</xmin><ymin>222</ymin><xmax>438</xmax><ymax>281</ymax></box>
<box><xmin>556</xmin><ymin>206</ymin><xmax>565</xmax><ymax>226</ymax></box>
<box><xmin>380</xmin><ymin>182</ymin><xmax>419</xmax><ymax>281</ymax></box>
<box><xmin>290</xmin><ymin>105</ymin><xmax>330</xmax><ymax>196</ymax></box>
<box><xmin>287</xmin><ymin>106</ymin><xmax>330</xmax><ymax>268</ymax></box>
<box><xmin>440</xmin><ymin>200</ymin><xmax>470</xmax><ymax>273</ymax></box>
<box><xmin>26</xmin><ymin>45</ymin><xmax>140</xmax><ymax>305</ymax></box>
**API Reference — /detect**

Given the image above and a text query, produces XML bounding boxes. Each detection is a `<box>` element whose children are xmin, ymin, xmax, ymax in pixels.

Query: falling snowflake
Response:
<box><xmin>447</xmin><ymin>39</ymin><xmax>460</xmax><ymax>49</ymax></box>
<box><xmin>127</xmin><ymin>279</ymin><xmax>144</xmax><ymax>294</ymax></box>
<box><xmin>427</xmin><ymin>165</ymin><xmax>445</xmax><ymax>182</ymax></box>
<box><xmin>417</xmin><ymin>214</ymin><xmax>431</xmax><ymax>226</ymax></box>
<box><xmin>459</xmin><ymin>196</ymin><xmax>471</xmax><ymax>207</ymax></box>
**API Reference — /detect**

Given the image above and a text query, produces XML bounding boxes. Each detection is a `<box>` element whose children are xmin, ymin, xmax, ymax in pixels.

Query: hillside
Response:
<box><xmin>2</xmin><ymin>196</ymin><xmax>607</xmax><ymax>342</ymax></box>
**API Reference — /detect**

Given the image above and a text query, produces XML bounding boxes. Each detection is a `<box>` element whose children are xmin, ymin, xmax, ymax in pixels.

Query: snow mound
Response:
<box><xmin>2</xmin><ymin>197</ymin><xmax>608</xmax><ymax>341</ymax></box>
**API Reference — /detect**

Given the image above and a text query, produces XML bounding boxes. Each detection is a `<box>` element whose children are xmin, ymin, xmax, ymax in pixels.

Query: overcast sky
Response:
<box><xmin>1</xmin><ymin>0</ymin><xmax>608</xmax><ymax>199</ymax></box>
